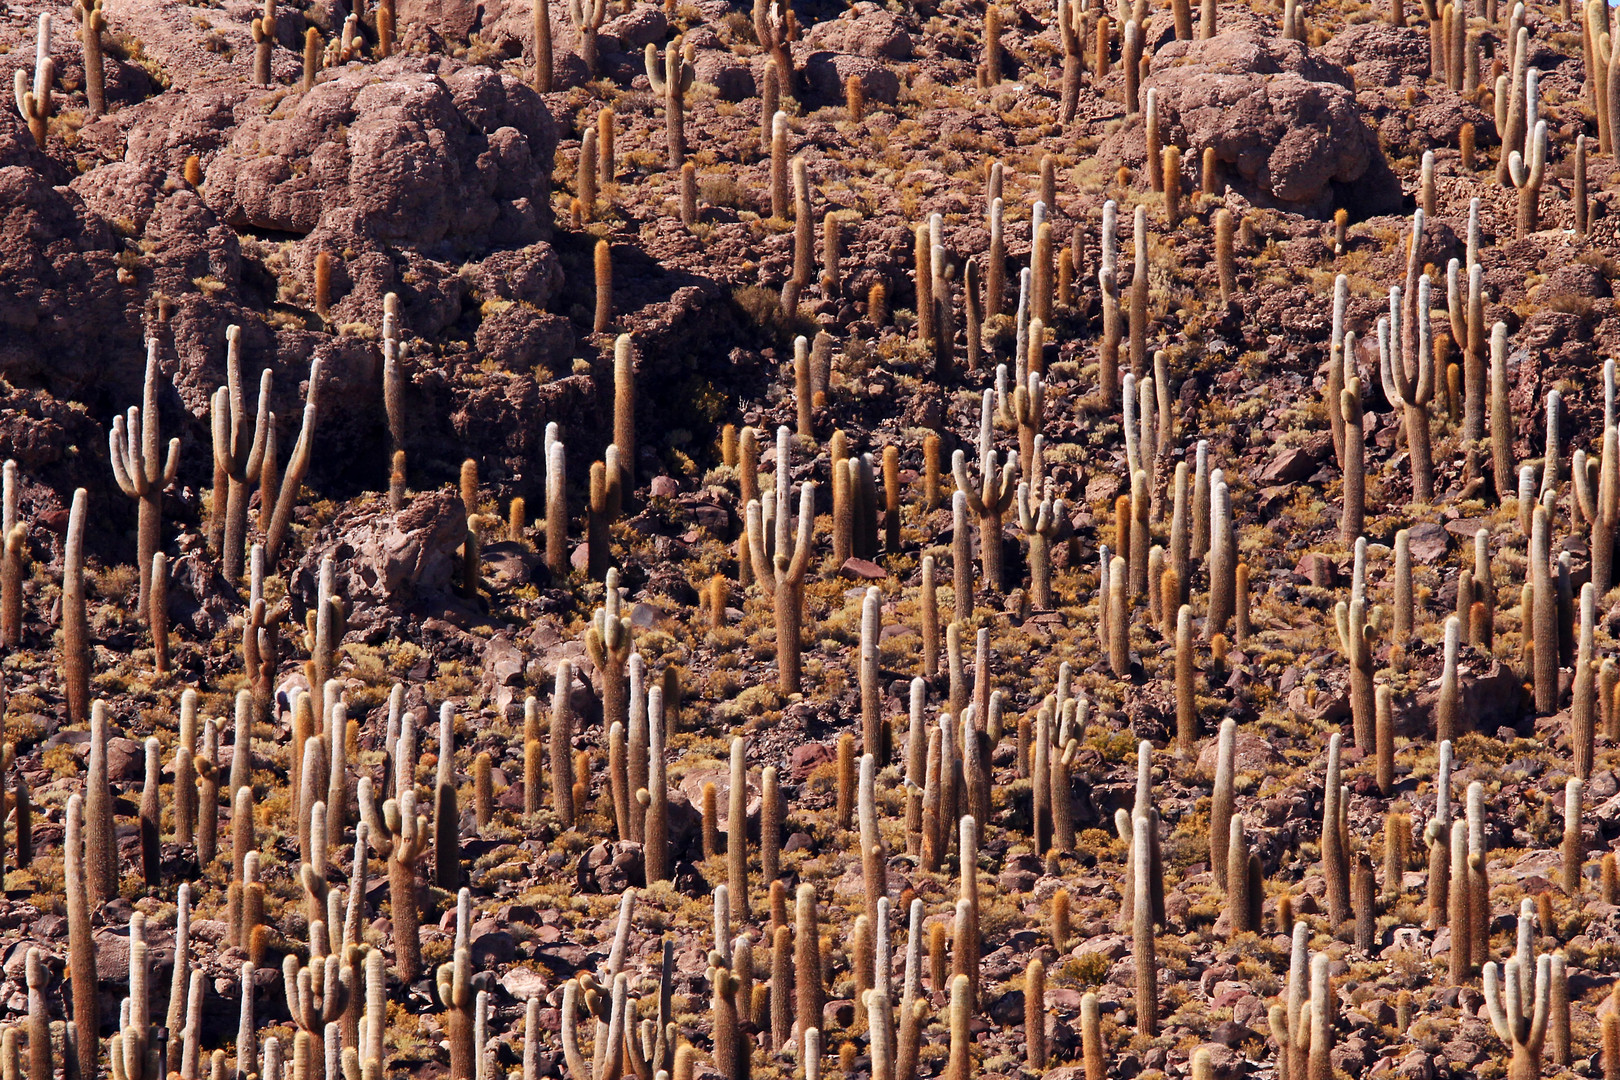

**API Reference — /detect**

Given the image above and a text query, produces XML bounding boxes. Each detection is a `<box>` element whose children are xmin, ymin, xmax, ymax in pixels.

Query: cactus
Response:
<box><xmin>1</xmin><ymin>461</ymin><xmax>19</xmax><ymax>648</ymax></box>
<box><xmin>1018</xmin><ymin>481</ymin><xmax>1066</xmax><ymax>610</ymax></box>
<box><xmin>594</xmin><ymin>239</ymin><xmax>612</xmax><ymax>333</ymax></box>
<box><xmin>1531</xmin><ymin>504</ymin><xmax>1557</xmax><ymax>713</ymax></box>
<box><xmin>1334</xmin><ymin>595</ymin><xmax>1377</xmax><ymax>750</ymax></box>
<box><xmin>753</xmin><ymin>0</ymin><xmax>793</xmax><ymax>101</ymax></box>
<box><xmin>62</xmin><ymin>794</ymin><xmax>100</xmax><ymax>1077</ymax></box>
<box><xmin>1562</xmin><ymin>777</ymin><xmax>1584</xmax><ymax>895</ymax></box>
<box><xmin>587</xmin><ymin>449</ymin><xmax>622</xmax><ymax>581</ymax></box>
<box><xmin>250</xmin><ymin>0</ymin><xmax>276</xmax><ymax>83</ymax></box>
<box><xmin>1132</xmin><ymin>810</ymin><xmax>1157</xmax><ymax>1034</ymax></box>
<box><xmin>588</xmin><ymin>567</ymin><xmax>635</xmax><ymax>737</ymax></box>
<box><xmin>301</xmin><ymin>26</ymin><xmax>321</xmax><ymax>90</ymax></box>
<box><xmin>726</xmin><ymin>736</ymin><xmax>750</xmax><ymax>925</ymax></box>
<box><xmin>1205</xmin><ymin>476</ymin><xmax>1235</xmax><ymax>638</ymax></box>
<box><xmin>55</xmin><ymin>490</ymin><xmax>91</xmax><ymax>736</ymax></box>
<box><xmin>631</xmin><ymin>43</ymin><xmax>693</xmax><ymax>182</ymax></box>
<box><xmin>1128</xmin><ymin>204</ymin><xmax>1148</xmax><ymax>377</ymax></box>
<box><xmin>1322</xmin><ymin>733</ymin><xmax>1350</xmax><ymax>928</ymax></box>
<box><xmin>359</xmin><ymin>777</ymin><xmax>429</xmax><ymax>983</ymax></box>
<box><xmin>261</xmin><ymin>357</ymin><xmax>322</xmax><ymax>566</ymax></box>
<box><xmin>794</xmin><ymin>883</ymin><xmax>822</xmax><ymax>1061</ymax></box>
<box><xmin>139</xmin><ymin>735</ymin><xmax>162</xmax><ymax>886</ymax></box>
<box><xmin>954</xmin><ymin>395</ymin><xmax>1018</xmax><ymax>593</ymax></box>
<box><xmin>567</xmin><ymin>0</ymin><xmax>605</xmax><ymax>74</ymax></box>
<box><xmin>1484</xmin><ymin>905</ymin><xmax>1552</xmax><ymax>1080</ymax></box>
<box><xmin>1209</xmin><ymin>717</ymin><xmax>1236</xmax><ymax>889</ymax></box>
<box><xmin>1378</xmin><ymin>273</ymin><xmax>1436</xmax><ymax>505</ymax></box>
<box><xmin>434</xmin><ymin>703</ymin><xmax>461</xmax><ymax>889</ymax></box>
<box><xmin>745</xmin><ymin>430</ymin><xmax>815</xmax><ymax>693</ymax></box>
<box><xmin>73</xmin><ymin>0</ymin><xmax>105</xmax><ymax>116</ymax></box>
<box><xmin>15</xmin><ymin>15</ymin><xmax>53</xmax><ymax>149</ymax></box>
<box><xmin>532</xmin><ymin>0</ymin><xmax>552</xmax><ymax>89</ymax></box>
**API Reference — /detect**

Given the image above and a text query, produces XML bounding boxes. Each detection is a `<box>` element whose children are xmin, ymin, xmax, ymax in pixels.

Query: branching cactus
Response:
<box><xmin>110</xmin><ymin>340</ymin><xmax>181</xmax><ymax>615</ymax></box>
<box><xmin>568</xmin><ymin>0</ymin><xmax>606</xmax><ymax>74</ymax></box>
<box><xmin>1510</xmin><ymin>120</ymin><xmax>1548</xmax><ymax>239</ymax></box>
<box><xmin>746</xmin><ymin>429</ymin><xmax>816</xmax><ymax>693</ymax></box>
<box><xmin>359</xmin><ymin>777</ymin><xmax>429</xmax><ymax>983</ymax></box>
<box><xmin>1018</xmin><ymin>481</ymin><xmax>1066</xmax><ymax>610</ymax></box>
<box><xmin>251</xmin><ymin>0</ymin><xmax>276</xmax><ymax>84</ymax></box>
<box><xmin>15</xmin><ymin>15</ymin><xmax>53</xmax><ymax>149</ymax></box>
<box><xmin>1484</xmin><ymin>910</ymin><xmax>1552</xmax><ymax>1080</ymax></box>
<box><xmin>646</xmin><ymin>38</ymin><xmax>694</xmax><ymax>169</ymax></box>
<box><xmin>73</xmin><ymin>0</ymin><xmax>105</xmax><ymax>115</ymax></box>
<box><xmin>210</xmin><ymin>330</ymin><xmax>273</xmax><ymax>582</ymax></box>
<box><xmin>1378</xmin><ymin>273</ymin><xmax>1436</xmax><ymax>506</ymax></box>
<box><xmin>954</xmin><ymin>392</ymin><xmax>1017</xmax><ymax>593</ymax></box>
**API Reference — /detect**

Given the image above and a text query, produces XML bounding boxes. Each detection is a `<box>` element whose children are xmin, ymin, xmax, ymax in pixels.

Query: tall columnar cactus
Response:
<box><xmin>64</xmin><ymin>793</ymin><xmax>98</xmax><ymax>1079</ymax></box>
<box><xmin>1</xmin><ymin>460</ymin><xmax>19</xmax><ymax>647</ymax></box>
<box><xmin>434</xmin><ymin>703</ymin><xmax>461</xmax><ymax>890</ymax></box>
<box><xmin>1205</xmin><ymin>476</ymin><xmax>1236</xmax><ymax>639</ymax></box>
<box><xmin>551</xmin><ymin>662</ymin><xmax>574</xmax><ymax>824</ymax></box>
<box><xmin>73</xmin><ymin>0</ymin><xmax>105</xmax><ymax>116</ymax></box>
<box><xmin>15</xmin><ymin>15</ymin><xmax>53</xmax><ymax>149</ymax></box>
<box><xmin>62</xmin><ymin>488</ymin><xmax>89</xmax><ymax>725</ymax></box>
<box><xmin>1132</xmin><ymin>810</ymin><xmax>1156</xmax><ymax>1034</ymax></box>
<box><xmin>594</xmin><ymin>238</ymin><xmax>612</xmax><ymax>333</ymax></box>
<box><xmin>111</xmin><ymin>339</ymin><xmax>181</xmax><ymax>617</ymax></box>
<box><xmin>646</xmin><ymin>38</ymin><xmax>693</xmax><ymax>170</ymax></box>
<box><xmin>1531</xmin><ymin>504</ymin><xmax>1557</xmax><ymax>714</ymax></box>
<box><xmin>1340</xmin><ymin>375</ymin><xmax>1364</xmax><ymax>543</ymax></box>
<box><xmin>588</xmin><ymin>567</ymin><xmax>635</xmax><ymax>733</ymax></box>
<box><xmin>795</xmin><ymin>883</ymin><xmax>823</xmax><ymax>1061</ymax></box>
<box><xmin>1321</xmin><ymin>733</ymin><xmax>1350</xmax><ymax>928</ymax></box>
<box><xmin>532</xmin><ymin>0</ymin><xmax>551</xmax><ymax>90</ymax></box>
<box><xmin>613</xmin><ymin>334</ymin><xmax>635</xmax><ymax>489</ymax></box>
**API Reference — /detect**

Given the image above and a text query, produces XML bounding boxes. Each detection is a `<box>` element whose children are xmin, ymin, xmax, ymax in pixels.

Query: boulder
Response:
<box><xmin>1141</xmin><ymin>31</ymin><xmax>1399</xmax><ymax>217</ymax></box>
<box><xmin>203</xmin><ymin>56</ymin><xmax>555</xmax><ymax>250</ymax></box>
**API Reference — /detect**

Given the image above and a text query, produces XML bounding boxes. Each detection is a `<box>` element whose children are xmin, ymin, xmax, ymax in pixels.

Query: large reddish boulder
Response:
<box><xmin>203</xmin><ymin>55</ymin><xmax>555</xmax><ymax>250</ymax></box>
<box><xmin>1142</xmin><ymin>31</ymin><xmax>1400</xmax><ymax>218</ymax></box>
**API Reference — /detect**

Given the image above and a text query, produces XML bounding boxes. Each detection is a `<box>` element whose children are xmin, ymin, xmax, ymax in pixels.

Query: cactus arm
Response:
<box><xmin>785</xmin><ymin>481</ymin><xmax>816</xmax><ymax>583</ymax></box>
<box><xmin>951</xmin><ymin>449</ymin><xmax>986</xmax><ymax>515</ymax></box>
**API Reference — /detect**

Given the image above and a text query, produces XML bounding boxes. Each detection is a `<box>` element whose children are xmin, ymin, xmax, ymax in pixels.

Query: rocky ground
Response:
<box><xmin>1</xmin><ymin>0</ymin><xmax>1619</xmax><ymax>1078</ymax></box>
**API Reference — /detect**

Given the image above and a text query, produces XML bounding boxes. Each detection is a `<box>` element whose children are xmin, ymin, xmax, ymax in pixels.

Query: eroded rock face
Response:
<box><xmin>1142</xmin><ymin>31</ymin><xmax>1399</xmax><ymax>218</ymax></box>
<box><xmin>203</xmin><ymin>55</ymin><xmax>555</xmax><ymax>250</ymax></box>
